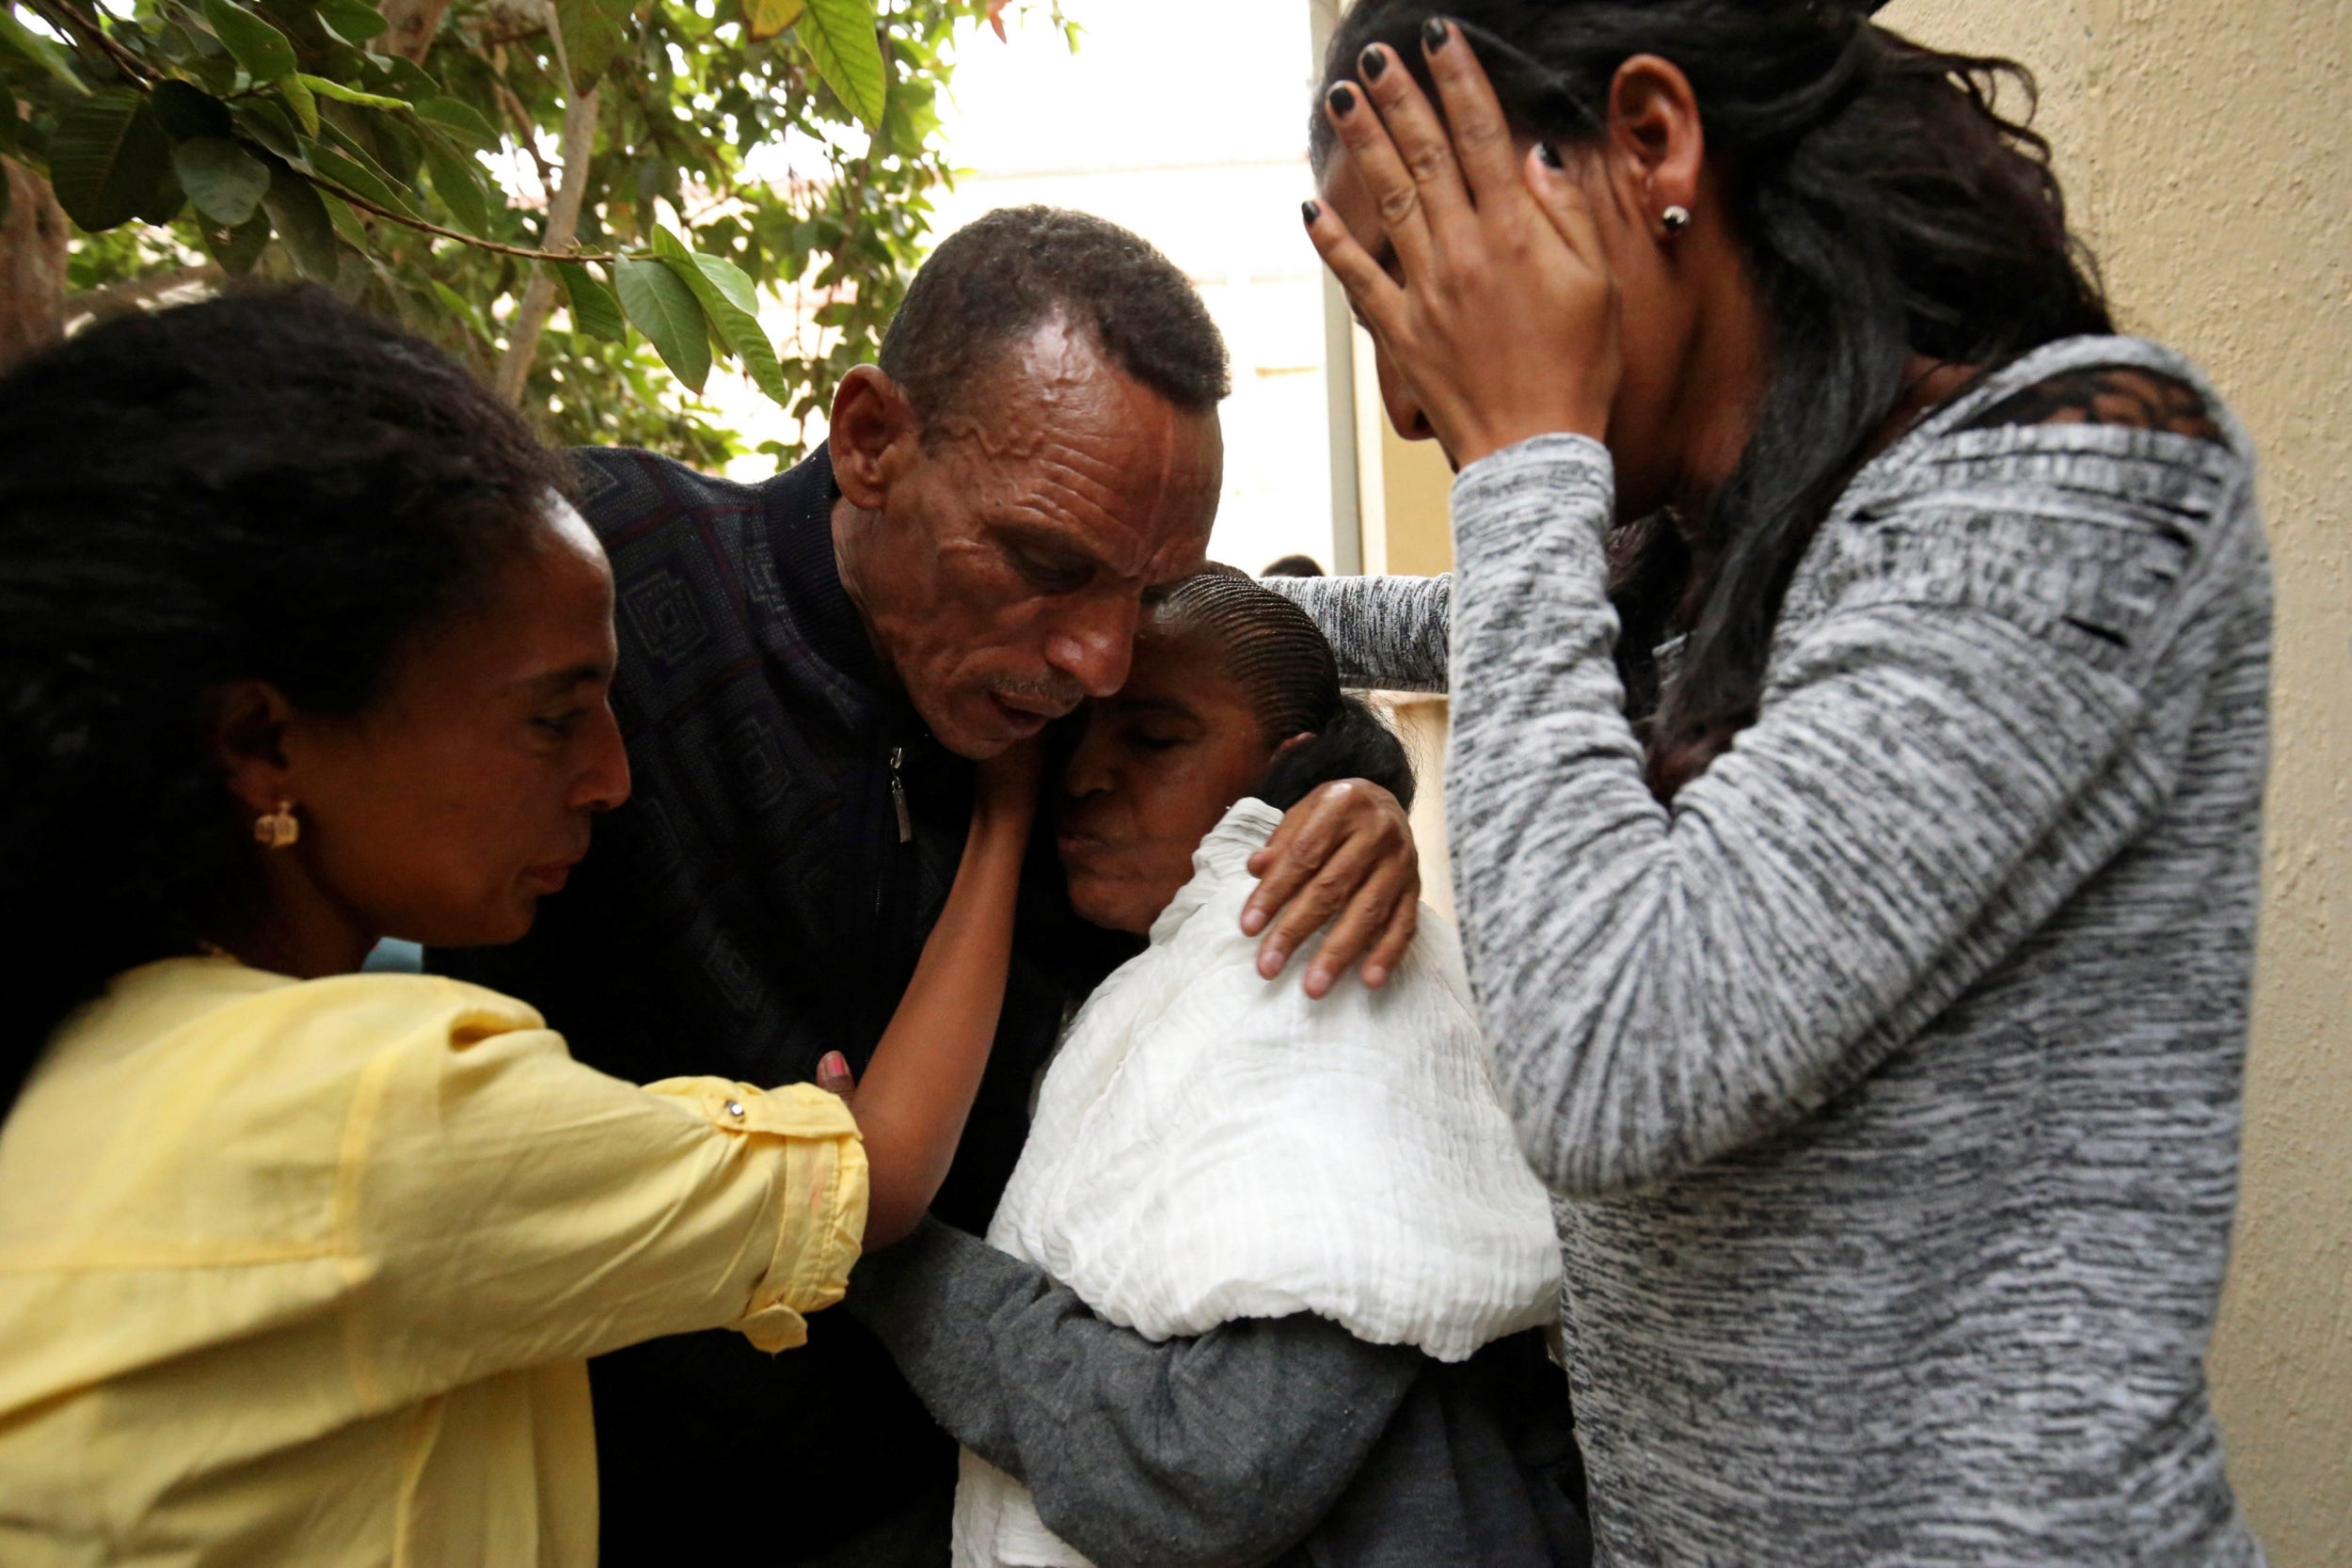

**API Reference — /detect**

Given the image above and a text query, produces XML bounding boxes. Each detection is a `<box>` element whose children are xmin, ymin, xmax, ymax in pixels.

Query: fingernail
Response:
<box><xmin>1242</xmin><ymin>906</ymin><xmax>1266</xmax><ymax>934</ymax></box>
<box><xmin>1363</xmin><ymin>965</ymin><xmax>1389</xmax><ymax>989</ymax></box>
<box><xmin>1422</xmin><ymin>16</ymin><xmax>1450</xmax><ymax>52</ymax></box>
<box><xmin>1301</xmin><ymin>198</ymin><xmax>1321</xmax><ymax>227</ymax></box>
<box><xmin>1327</xmin><ymin>82</ymin><xmax>1358</xmax><ymax>118</ymax></box>
<box><xmin>1261</xmin><ymin>944</ymin><xmax>1289</xmax><ymax>976</ymax></box>
<box><xmin>819</xmin><ymin>1051</ymin><xmax>847</xmax><ymax>1077</ymax></box>
<box><xmin>1537</xmin><ymin>140</ymin><xmax>1564</xmax><ymax>169</ymax></box>
<box><xmin>1306</xmin><ymin>969</ymin><xmax>1333</xmax><ymax>998</ymax></box>
<box><xmin>1359</xmin><ymin>44</ymin><xmax>1387</xmax><ymax>81</ymax></box>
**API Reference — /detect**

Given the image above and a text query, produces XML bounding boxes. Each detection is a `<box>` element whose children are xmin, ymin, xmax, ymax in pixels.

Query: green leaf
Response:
<box><xmin>652</xmin><ymin>226</ymin><xmax>787</xmax><ymax>404</ymax></box>
<box><xmin>203</xmin><ymin>208</ymin><xmax>272</xmax><ymax>276</ymax></box>
<box><xmin>231</xmin><ymin>98</ymin><xmax>306</xmax><ymax>162</ymax></box>
<box><xmin>551</xmin><ymin>0</ymin><xmax>633</xmax><ymax>87</ymax></box>
<box><xmin>0</xmin><ymin>8</ymin><xmax>87</xmax><ymax>93</ymax></box>
<box><xmin>322</xmin><ymin>187</ymin><xmax>368</xmax><ymax>245</ymax></box>
<box><xmin>742</xmin><ymin>0</ymin><xmax>803</xmax><ymax>43</ymax></box>
<box><xmin>48</xmin><ymin>89</ymin><xmax>171</xmax><ymax>231</ymax></box>
<box><xmin>305</xmin><ymin>139</ymin><xmax>412</xmax><ymax>214</ymax></box>
<box><xmin>414</xmin><ymin>96</ymin><xmax>497</xmax><ymax>150</ymax></box>
<box><xmin>797</xmin><ymin>0</ymin><xmax>885</xmax><ymax>129</ymax></box>
<box><xmin>171</xmin><ymin>135</ymin><xmax>270</xmax><ymax>225</ymax></box>
<box><xmin>418</xmin><ymin>133</ymin><xmax>486</xmax><ymax>233</ymax></box>
<box><xmin>261</xmin><ymin>156</ymin><xmax>338</xmax><ymax>277</ymax></box>
<box><xmin>296</xmin><ymin>73</ymin><xmax>410</xmax><ymax>112</ymax></box>
<box><xmin>135</xmin><ymin>160</ymin><xmax>184</xmax><ymax>223</ymax></box>
<box><xmin>311</xmin><ymin>0</ymin><xmax>388</xmax><ymax>45</ymax></box>
<box><xmin>614</xmin><ymin>257</ymin><xmax>710</xmax><ymax>391</ymax></box>
<box><xmin>150</xmin><ymin>80</ymin><xmax>234</xmax><ymax>141</ymax></box>
<box><xmin>201</xmin><ymin>0</ymin><xmax>299</xmax><ymax>83</ymax></box>
<box><xmin>278</xmin><ymin>72</ymin><xmax>319</xmax><ymax>135</ymax></box>
<box><xmin>551</xmin><ymin>261</ymin><xmax>625</xmax><ymax>342</ymax></box>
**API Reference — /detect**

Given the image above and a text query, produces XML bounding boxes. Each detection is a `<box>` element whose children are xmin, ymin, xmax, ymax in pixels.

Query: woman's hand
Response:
<box><xmin>1243</xmin><ymin>779</ymin><xmax>1420</xmax><ymax>999</ymax></box>
<box><xmin>1304</xmin><ymin>18</ymin><xmax>1623</xmax><ymax>467</ymax></box>
<box><xmin>973</xmin><ymin>737</ymin><xmax>1044</xmax><ymax>833</ymax></box>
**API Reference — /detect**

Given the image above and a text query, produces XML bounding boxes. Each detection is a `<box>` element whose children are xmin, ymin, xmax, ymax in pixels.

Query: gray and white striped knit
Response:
<box><xmin>1266</xmin><ymin>336</ymin><xmax>2270</xmax><ymax>1566</ymax></box>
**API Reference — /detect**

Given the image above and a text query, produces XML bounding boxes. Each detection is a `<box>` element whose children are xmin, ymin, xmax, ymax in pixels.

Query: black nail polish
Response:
<box><xmin>1359</xmin><ymin>44</ymin><xmax>1387</xmax><ymax>81</ymax></box>
<box><xmin>1422</xmin><ymin>15</ymin><xmax>1450</xmax><ymax>51</ymax></box>
<box><xmin>1537</xmin><ymin>140</ymin><xmax>1564</xmax><ymax>169</ymax></box>
<box><xmin>1327</xmin><ymin>82</ymin><xmax>1358</xmax><ymax>117</ymax></box>
<box><xmin>1302</xmin><ymin>199</ymin><xmax>1321</xmax><ymax>226</ymax></box>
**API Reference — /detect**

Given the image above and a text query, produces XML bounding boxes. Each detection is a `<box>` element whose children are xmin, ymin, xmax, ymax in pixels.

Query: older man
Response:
<box><xmin>443</xmin><ymin>208</ymin><xmax>1419</xmax><ymax>1565</ymax></box>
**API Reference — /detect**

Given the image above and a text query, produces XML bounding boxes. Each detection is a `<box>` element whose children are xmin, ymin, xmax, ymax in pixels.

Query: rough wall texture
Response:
<box><xmin>1882</xmin><ymin>2</ymin><xmax>2352</xmax><ymax>1560</ymax></box>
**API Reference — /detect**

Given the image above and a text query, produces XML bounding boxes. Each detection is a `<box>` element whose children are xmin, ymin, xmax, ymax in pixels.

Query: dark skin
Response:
<box><xmin>1303</xmin><ymin>26</ymin><xmax>1973</xmax><ymax>525</ymax></box>
<box><xmin>210</xmin><ymin>502</ymin><xmax>632</xmax><ymax>977</ymax></box>
<box><xmin>1057</xmin><ymin>620</ymin><xmax>1298</xmax><ymax>934</ymax></box>
<box><xmin>204</xmin><ymin>499</ymin><xmax>1036</xmax><ymax>1248</ymax></box>
<box><xmin>827</xmin><ymin>320</ymin><xmax>1422</xmax><ymax>995</ymax></box>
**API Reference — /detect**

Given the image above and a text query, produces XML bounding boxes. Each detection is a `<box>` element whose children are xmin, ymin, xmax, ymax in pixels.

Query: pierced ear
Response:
<box><xmin>1607</xmin><ymin>53</ymin><xmax>1706</xmax><ymax>232</ymax></box>
<box><xmin>828</xmin><ymin>365</ymin><xmax>920</xmax><ymax>512</ymax></box>
<box><xmin>205</xmin><ymin>679</ymin><xmax>299</xmax><ymax>816</ymax></box>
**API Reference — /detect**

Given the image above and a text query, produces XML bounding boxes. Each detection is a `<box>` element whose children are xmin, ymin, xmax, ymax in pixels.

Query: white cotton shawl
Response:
<box><xmin>954</xmin><ymin>798</ymin><xmax>1560</xmax><ymax>1568</ymax></box>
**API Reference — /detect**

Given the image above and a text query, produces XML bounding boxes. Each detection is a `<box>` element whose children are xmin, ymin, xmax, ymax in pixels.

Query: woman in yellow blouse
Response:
<box><xmin>0</xmin><ymin>289</ymin><xmax>1034</xmax><ymax>1566</ymax></box>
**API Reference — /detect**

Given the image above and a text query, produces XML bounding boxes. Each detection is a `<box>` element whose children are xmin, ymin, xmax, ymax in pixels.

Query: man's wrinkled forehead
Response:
<box><xmin>930</xmin><ymin>322</ymin><xmax>1221</xmax><ymax>576</ymax></box>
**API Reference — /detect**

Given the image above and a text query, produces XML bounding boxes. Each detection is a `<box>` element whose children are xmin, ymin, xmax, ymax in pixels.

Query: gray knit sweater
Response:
<box><xmin>1268</xmin><ymin>337</ymin><xmax>2270</xmax><ymax>1565</ymax></box>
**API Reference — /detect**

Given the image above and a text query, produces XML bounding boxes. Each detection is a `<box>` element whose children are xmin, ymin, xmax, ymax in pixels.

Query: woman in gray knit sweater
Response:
<box><xmin>1264</xmin><ymin>3</ymin><xmax>2270</xmax><ymax>1562</ymax></box>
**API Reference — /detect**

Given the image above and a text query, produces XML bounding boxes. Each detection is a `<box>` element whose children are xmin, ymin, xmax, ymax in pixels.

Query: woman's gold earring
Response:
<box><xmin>253</xmin><ymin>800</ymin><xmax>300</xmax><ymax>849</ymax></box>
<box><xmin>1661</xmin><ymin>205</ymin><xmax>1693</xmax><ymax>236</ymax></box>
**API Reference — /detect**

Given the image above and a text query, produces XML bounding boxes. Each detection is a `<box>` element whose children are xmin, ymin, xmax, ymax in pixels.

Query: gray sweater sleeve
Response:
<box><xmin>1260</xmin><ymin>574</ymin><xmax>1452</xmax><ymax>692</ymax></box>
<box><xmin>845</xmin><ymin>1218</ymin><xmax>1422</xmax><ymax>1568</ymax></box>
<box><xmin>1441</xmin><ymin>432</ymin><xmax>2246</xmax><ymax>1197</ymax></box>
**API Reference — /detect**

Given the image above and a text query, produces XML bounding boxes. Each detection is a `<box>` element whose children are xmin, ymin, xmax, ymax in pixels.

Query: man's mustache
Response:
<box><xmin>992</xmin><ymin>673</ymin><xmax>1089</xmax><ymax>715</ymax></box>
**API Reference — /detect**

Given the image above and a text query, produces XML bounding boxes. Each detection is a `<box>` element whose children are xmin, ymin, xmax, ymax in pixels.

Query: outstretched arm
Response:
<box><xmin>1260</xmin><ymin>573</ymin><xmax>1453</xmax><ymax>694</ymax></box>
<box><xmin>849</xmin><ymin>1218</ymin><xmax>1422</xmax><ymax>1568</ymax></box>
<box><xmin>846</xmin><ymin>745</ymin><xmax>1039</xmax><ymax>1247</ymax></box>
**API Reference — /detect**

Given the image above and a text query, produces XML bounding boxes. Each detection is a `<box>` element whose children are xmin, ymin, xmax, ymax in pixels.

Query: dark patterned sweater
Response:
<box><xmin>439</xmin><ymin>444</ymin><xmax>1074</xmax><ymax>1566</ymax></box>
<box><xmin>1268</xmin><ymin>338</ymin><xmax>2271</xmax><ymax>1565</ymax></box>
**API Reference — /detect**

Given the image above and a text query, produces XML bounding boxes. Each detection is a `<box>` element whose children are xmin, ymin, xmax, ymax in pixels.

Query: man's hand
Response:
<box><xmin>1242</xmin><ymin>779</ymin><xmax>1420</xmax><ymax>998</ymax></box>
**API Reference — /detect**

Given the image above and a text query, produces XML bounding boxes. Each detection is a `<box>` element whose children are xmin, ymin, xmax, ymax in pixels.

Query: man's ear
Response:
<box><xmin>1272</xmin><ymin>731</ymin><xmax>1315</xmax><ymax>759</ymax></box>
<box><xmin>205</xmin><ymin>679</ymin><xmax>300</xmax><ymax>817</ymax></box>
<box><xmin>829</xmin><ymin>365</ymin><xmax>920</xmax><ymax>512</ymax></box>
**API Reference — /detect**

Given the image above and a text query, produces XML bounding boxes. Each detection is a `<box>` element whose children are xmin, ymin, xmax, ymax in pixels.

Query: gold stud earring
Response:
<box><xmin>253</xmin><ymin>800</ymin><xmax>300</xmax><ymax>848</ymax></box>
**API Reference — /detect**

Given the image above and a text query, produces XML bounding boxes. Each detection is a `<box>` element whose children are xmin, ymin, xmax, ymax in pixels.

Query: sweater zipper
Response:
<box><xmin>876</xmin><ymin>744</ymin><xmax>912</xmax><ymax>916</ymax></box>
<box><xmin>889</xmin><ymin>746</ymin><xmax>913</xmax><ymax>844</ymax></box>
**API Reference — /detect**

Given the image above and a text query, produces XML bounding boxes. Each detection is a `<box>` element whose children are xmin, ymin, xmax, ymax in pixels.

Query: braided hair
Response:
<box><xmin>1152</xmin><ymin>569</ymin><xmax>1416</xmax><ymax>813</ymax></box>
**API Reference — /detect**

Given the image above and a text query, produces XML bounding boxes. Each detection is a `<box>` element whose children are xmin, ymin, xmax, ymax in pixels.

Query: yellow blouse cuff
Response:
<box><xmin>645</xmin><ymin>1077</ymin><xmax>869</xmax><ymax>1354</ymax></box>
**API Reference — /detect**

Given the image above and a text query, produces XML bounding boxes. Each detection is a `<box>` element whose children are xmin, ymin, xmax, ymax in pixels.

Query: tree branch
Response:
<box><xmin>496</xmin><ymin>80</ymin><xmax>597</xmax><ymax>399</ymax></box>
<box><xmin>377</xmin><ymin>0</ymin><xmax>457</xmax><ymax>64</ymax></box>
<box><xmin>59</xmin><ymin>262</ymin><xmax>223</xmax><ymax>327</ymax></box>
<box><xmin>313</xmin><ymin>172</ymin><xmax>618</xmax><ymax>262</ymax></box>
<box><xmin>24</xmin><ymin>0</ymin><xmax>155</xmax><ymax>86</ymax></box>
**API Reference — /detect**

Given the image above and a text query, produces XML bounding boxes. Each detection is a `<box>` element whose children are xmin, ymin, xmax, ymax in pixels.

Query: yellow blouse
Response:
<box><xmin>0</xmin><ymin>957</ymin><xmax>866</xmax><ymax>1567</ymax></box>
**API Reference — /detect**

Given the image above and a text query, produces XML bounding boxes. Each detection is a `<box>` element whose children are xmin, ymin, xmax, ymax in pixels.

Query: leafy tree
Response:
<box><xmin>0</xmin><ymin>0</ymin><xmax>1046</xmax><ymax>461</ymax></box>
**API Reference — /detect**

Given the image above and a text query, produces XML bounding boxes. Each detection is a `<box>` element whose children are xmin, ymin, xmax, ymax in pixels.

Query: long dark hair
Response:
<box><xmin>1314</xmin><ymin>1</ymin><xmax>2112</xmax><ymax>796</ymax></box>
<box><xmin>0</xmin><ymin>287</ymin><xmax>569</xmax><ymax>1109</ymax></box>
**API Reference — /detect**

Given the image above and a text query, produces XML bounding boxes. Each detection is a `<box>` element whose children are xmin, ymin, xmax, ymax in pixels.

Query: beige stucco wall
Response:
<box><xmin>1360</xmin><ymin>1</ymin><xmax>2352</xmax><ymax>1554</ymax></box>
